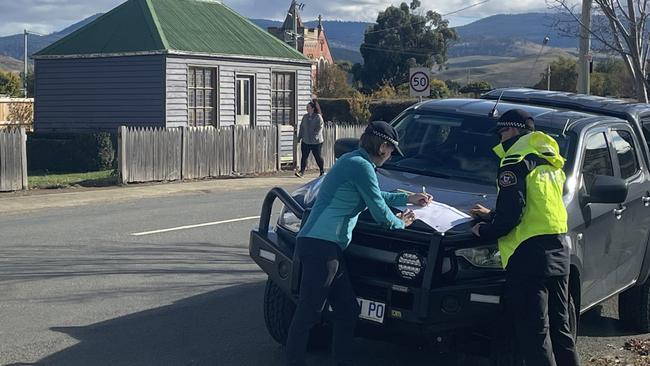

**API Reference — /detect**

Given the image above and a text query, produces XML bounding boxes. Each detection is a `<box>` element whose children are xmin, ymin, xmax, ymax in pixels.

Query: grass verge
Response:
<box><xmin>28</xmin><ymin>170</ymin><xmax>117</xmax><ymax>189</ymax></box>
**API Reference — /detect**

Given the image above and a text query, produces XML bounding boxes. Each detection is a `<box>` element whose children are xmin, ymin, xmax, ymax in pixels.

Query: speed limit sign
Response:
<box><xmin>409</xmin><ymin>67</ymin><xmax>430</xmax><ymax>97</ymax></box>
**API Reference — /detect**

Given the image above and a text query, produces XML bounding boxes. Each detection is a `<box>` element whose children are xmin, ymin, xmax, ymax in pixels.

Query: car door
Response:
<box><xmin>607</xmin><ymin>127</ymin><xmax>650</xmax><ymax>287</ymax></box>
<box><xmin>577</xmin><ymin>130</ymin><xmax>622</xmax><ymax>307</ymax></box>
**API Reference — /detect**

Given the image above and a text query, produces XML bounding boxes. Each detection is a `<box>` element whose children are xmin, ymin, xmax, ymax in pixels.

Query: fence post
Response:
<box><xmin>181</xmin><ymin>126</ymin><xmax>187</xmax><ymax>180</ymax></box>
<box><xmin>20</xmin><ymin>127</ymin><xmax>28</xmax><ymax>190</ymax></box>
<box><xmin>275</xmin><ymin>125</ymin><xmax>281</xmax><ymax>171</ymax></box>
<box><xmin>118</xmin><ymin>126</ymin><xmax>127</xmax><ymax>184</ymax></box>
<box><xmin>232</xmin><ymin>124</ymin><xmax>239</xmax><ymax>173</ymax></box>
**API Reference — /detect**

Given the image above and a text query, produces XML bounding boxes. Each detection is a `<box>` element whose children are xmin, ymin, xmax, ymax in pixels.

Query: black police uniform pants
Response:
<box><xmin>299</xmin><ymin>142</ymin><xmax>325</xmax><ymax>175</ymax></box>
<box><xmin>505</xmin><ymin>273</ymin><xmax>580</xmax><ymax>366</ymax></box>
<box><xmin>286</xmin><ymin>237</ymin><xmax>360</xmax><ymax>366</ymax></box>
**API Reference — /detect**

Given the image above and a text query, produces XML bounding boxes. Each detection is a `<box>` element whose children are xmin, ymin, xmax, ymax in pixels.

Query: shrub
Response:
<box><xmin>27</xmin><ymin>132</ymin><xmax>116</xmax><ymax>173</ymax></box>
<box><xmin>349</xmin><ymin>92</ymin><xmax>372</xmax><ymax>124</ymax></box>
<box><xmin>317</xmin><ymin>97</ymin><xmax>418</xmax><ymax>124</ymax></box>
<box><xmin>369</xmin><ymin>99</ymin><xmax>418</xmax><ymax>122</ymax></box>
<box><xmin>318</xmin><ymin>98</ymin><xmax>355</xmax><ymax>123</ymax></box>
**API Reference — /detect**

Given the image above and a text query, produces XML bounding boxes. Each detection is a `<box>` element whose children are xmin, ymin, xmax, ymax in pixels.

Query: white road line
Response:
<box><xmin>131</xmin><ymin>216</ymin><xmax>261</xmax><ymax>236</ymax></box>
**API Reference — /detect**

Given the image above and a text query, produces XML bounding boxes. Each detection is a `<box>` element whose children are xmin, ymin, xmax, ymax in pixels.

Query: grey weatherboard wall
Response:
<box><xmin>35</xmin><ymin>55</ymin><xmax>166</xmax><ymax>132</ymax></box>
<box><xmin>166</xmin><ymin>55</ymin><xmax>312</xmax><ymax>128</ymax></box>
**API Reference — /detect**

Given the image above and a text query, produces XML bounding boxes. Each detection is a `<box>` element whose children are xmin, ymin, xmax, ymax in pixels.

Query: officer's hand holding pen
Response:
<box><xmin>469</xmin><ymin>204</ymin><xmax>491</xmax><ymax>221</ymax></box>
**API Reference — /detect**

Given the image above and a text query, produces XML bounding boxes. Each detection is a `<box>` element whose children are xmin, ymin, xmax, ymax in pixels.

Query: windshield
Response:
<box><xmin>387</xmin><ymin>111</ymin><xmax>573</xmax><ymax>184</ymax></box>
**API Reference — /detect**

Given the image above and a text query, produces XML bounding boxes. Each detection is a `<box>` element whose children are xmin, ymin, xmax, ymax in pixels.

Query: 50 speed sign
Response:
<box><xmin>409</xmin><ymin>67</ymin><xmax>430</xmax><ymax>97</ymax></box>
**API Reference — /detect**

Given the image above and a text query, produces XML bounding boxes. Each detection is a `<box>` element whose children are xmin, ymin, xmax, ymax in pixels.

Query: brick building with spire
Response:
<box><xmin>268</xmin><ymin>1</ymin><xmax>334</xmax><ymax>87</ymax></box>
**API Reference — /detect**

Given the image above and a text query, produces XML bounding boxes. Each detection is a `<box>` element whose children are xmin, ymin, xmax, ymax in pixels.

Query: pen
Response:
<box><xmin>422</xmin><ymin>186</ymin><xmax>426</xmax><ymax>195</ymax></box>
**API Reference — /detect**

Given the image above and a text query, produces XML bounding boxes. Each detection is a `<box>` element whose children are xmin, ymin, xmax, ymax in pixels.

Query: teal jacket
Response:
<box><xmin>297</xmin><ymin>148</ymin><xmax>408</xmax><ymax>249</ymax></box>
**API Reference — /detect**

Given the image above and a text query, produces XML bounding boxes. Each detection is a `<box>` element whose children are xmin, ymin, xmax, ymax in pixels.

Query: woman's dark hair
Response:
<box><xmin>308</xmin><ymin>100</ymin><xmax>322</xmax><ymax>115</ymax></box>
<box><xmin>359</xmin><ymin>131</ymin><xmax>386</xmax><ymax>157</ymax></box>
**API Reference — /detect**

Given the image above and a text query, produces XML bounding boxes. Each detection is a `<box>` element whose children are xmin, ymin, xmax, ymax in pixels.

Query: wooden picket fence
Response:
<box><xmin>118</xmin><ymin>125</ymin><xmax>279</xmax><ymax>184</ymax></box>
<box><xmin>296</xmin><ymin>124</ymin><xmax>366</xmax><ymax>171</ymax></box>
<box><xmin>0</xmin><ymin>128</ymin><xmax>28</xmax><ymax>191</ymax></box>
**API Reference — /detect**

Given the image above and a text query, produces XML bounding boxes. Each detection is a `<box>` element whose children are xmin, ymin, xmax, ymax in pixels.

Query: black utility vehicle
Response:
<box><xmin>250</xmin><ymin>89</ymin><xmax>650</xmax><ymax>363</ymax></box>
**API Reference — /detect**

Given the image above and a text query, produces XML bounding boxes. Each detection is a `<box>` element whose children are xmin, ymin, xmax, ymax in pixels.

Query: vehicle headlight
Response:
<box><xmin>396</xmin><ymin>251</ymin><xmax>426</xmax><ymax>280</ymax></box>
<box><xmin>455</xmin><ymin>245</ymin><xmax>502</xmax><ymax>269</ymax></box>
<box><xmin>277</xmin><ymin>206</ymin><xmax>302</xmax><ymax>233</ymax></box>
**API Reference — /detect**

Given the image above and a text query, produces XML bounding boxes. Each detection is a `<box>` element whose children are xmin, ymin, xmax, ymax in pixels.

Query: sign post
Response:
<box><xmin>409</xmin><ymin>67</ymin><xmax>430</xmax><ymax>101</ymax></box>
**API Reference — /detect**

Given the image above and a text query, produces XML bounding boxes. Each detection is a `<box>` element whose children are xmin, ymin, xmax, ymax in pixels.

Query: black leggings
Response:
<box><xmin>300</xmin><ymin>142</ymin><xmax>324</xmax><ymax>174</ymax></box>
<box><xmin>285</xmin><ymin>237</ymin><xmax>359</xmax><ymax>366</ymax></box>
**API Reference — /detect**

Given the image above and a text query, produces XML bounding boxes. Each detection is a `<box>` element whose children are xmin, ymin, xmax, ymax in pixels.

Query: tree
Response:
<box><xmin>430</xmin><ymin>79</ymin><xmax>449</xmax><ymax>99</ymax></box>
<box><xmin>533</xmin><ymin>57</ymin><xmax>578</xmax><ymax>92</ymax></box>
<box><xmin>459</xmin><ymin>81</ymin><xmax>492</xmax><ymax>97</ymax></box>
<box><xmin>356</xmin><ymin>0</ymin><xmax>458</xmax><ymax>91</ymax></box>
<box><xmin>551</xmin><ymin>0</ymin><xmax>650</xmax><ymax>102</ymax></box>
<box><xmin>534</xmin><ymin>56</ymin><xmax>635</xmax><ymax>97</ymax></box>
<box><xmin>315</xmin><ymin>63</ymin><xmax>355</xmax><ymax>98</ymax></box>
<box><xmin>0</xmin><ymin>71</ymin><xmax>22</xmax><ymax>97</ymax></box>
<box><xmin>371</xmin><ymin>84</ymin><xmax>398</xmax><ymax>99</ymax></box>
<box><xmin>445</xmin><ymin>79</ymin><xmax>462</xmax><ymax>95</ymax></box>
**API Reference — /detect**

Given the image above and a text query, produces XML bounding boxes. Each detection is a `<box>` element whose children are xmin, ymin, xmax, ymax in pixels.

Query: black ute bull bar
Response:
<box><xmin>252</xmin><ymin>187</ymin><xmax>489</xmax><ymax>319</ymax></box>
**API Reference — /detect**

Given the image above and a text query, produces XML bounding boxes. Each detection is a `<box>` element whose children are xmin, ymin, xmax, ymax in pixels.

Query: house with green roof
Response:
<box><xmin>32</xmin><ymin>0</ymin><xmax>312</xmax><ymax>132</ymax></box>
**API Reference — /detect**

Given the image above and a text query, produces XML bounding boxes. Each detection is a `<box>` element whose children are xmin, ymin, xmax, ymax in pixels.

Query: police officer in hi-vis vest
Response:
<box><xmin>470</xmin><ymin>109</ymin><xmax>580</xmax><ymax>366</ymax></box>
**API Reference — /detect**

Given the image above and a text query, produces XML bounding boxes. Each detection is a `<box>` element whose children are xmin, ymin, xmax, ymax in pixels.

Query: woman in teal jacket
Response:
<box><xmin>285</xmin><ymin>121</ymin><xmax>432</xmax><ymax>366</ymax></box>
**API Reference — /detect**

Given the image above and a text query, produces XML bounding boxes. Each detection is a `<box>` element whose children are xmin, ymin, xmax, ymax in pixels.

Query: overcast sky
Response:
<box><xmin>0</xmin><ymin>0</ymin><xmax>551</xmax><ymax>37</ymax></box>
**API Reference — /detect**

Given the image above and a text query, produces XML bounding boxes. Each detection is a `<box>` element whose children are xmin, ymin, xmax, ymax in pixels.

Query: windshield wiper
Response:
<box><xmin>381</xmin><ymin>163</ymin><xmax>451</xmax><ymax>179</ymax></box>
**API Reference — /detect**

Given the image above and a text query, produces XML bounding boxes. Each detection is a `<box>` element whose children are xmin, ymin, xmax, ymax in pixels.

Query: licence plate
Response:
<box><xmin>357</xmin><ymin>297</ymin><xmax>385</xmax><ymax>324</ymax></box>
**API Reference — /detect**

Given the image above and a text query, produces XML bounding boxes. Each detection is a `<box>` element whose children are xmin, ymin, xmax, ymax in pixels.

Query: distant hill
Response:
<box><xmin>434</xmin><ymin>49</ymin><xmax>577</xmax><ymax>88</ymax></box>
<box><xmin>0</xmin><ymin>55</ymin><xmax>23</xmax><ymax>73</ymax></box>
<box><xmin>0</xmin><ymin>13</ymin><xmax>103</xmax><ymax>62</ymax></box>
<box><xmin>450</xmin><ymin>12</ymin><xmax>580</xmax><ymax>57</ymax></box>
<box><xmin>0</xmin><ymin>11</ymin><xmax>585</xmax><ymax>75</ymax></box>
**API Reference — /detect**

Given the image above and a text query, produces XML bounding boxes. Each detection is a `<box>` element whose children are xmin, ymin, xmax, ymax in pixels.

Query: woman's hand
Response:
<box><xmin>469</xmin><ymin>204</ymin><xmax>491</xmax><ymax>221</ymax></box>
<box><xmin>397</xmin><ymin>209</ymin><xmax>416</xmax><ymax>227</ymax></box>
<box><xmin>408</xmin><ymin>193</ymin><xmax>433</xmax><ymax>207</ymax></box>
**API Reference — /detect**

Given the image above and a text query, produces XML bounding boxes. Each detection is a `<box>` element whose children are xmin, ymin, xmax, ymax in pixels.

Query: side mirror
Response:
<box><xmin>334</xmin><ymin>138</ymin><xmax>359</xmax><ymax>159</ymax></box>
<box><xmin>584</xmin><ymin>175</ymin><xmax>628</xmax><ymax>205</ymax></box>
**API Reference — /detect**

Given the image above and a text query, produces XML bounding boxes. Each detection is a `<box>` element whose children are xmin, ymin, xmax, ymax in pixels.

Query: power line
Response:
<box><xmin>363</xmin><ymin>0</ymin><xmax>491</xmax><ymax>35</ymax></box>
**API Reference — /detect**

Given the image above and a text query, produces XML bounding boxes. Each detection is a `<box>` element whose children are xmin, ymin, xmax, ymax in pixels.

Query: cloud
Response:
<box><xmin>0</xmin><ymin>0</ymin><xmax>552</xmax><ymax>37</ymax></box>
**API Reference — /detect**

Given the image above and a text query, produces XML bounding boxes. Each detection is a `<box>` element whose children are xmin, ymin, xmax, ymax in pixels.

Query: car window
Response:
<box><xmin>582</xmin><ymin>132</ymin><xmax>614</xmax><ymax>192</ymax></box>
<box><xmin>611</xmin><ymin>130</ymin><xmax>640</xmax><ymax>179</ymax></box>
<box><xmin>389</xmin><ymin>112</ymin><xmax>573</xmax><ymax>184</ymax></box>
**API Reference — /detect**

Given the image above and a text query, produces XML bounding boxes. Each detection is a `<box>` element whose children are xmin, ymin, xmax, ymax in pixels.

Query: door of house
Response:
<box><xmin>236</xmin><ymin>76</ymin><xmax>254</xmax><ymax>126</ymax></box>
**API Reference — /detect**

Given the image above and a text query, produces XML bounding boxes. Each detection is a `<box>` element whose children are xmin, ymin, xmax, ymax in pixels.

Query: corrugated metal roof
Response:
<box><xmin>35</xmin><ymin>0</ymin><xmax>308</xmax><ymax>62</ymax></box>
<box><xmin>35</xmin><ymin>0</ymin><xmax>166</xmax><ymax>56</ymax></box>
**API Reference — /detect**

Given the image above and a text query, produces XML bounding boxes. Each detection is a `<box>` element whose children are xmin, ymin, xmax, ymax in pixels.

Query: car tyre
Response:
<box><xmin>264</xmin><ymin>278</ymin><xmax>295</xmax><ymax>345</ymax></box>
<box><xmin>263</xmin><ymin>278</ymin><xmax>333</xmax><ymax>351</ymax></box>
<box><xmin>619</xmin><ymin>277</ymin><xmax>650</xmax><ymax>332</ymax></box>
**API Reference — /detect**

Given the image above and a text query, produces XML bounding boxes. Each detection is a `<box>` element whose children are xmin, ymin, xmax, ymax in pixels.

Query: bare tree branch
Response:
<box><xmin>615</xmin><ymin>0</ymin><xmax>632</xmax><ymax>21</ymax></box>
<box><xmin>555</xmin><ymin>0</ymin><xmax>629</xmax><ymax>53</ymax></box>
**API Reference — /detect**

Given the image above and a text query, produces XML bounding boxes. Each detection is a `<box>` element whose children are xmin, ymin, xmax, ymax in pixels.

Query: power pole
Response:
<box><xmin>23</xmin><ymin>29</ymin><xmax>28</xmax><ymax>98</ymax></box>
<box><xmin>577</xmin><ymin>0</ymin><xmax>593</xmax><ymax>94</ymax></box>
<box><xmin>547</xmin><ymin>64</ymin><xmax>551</xmax><ymax>91</ymax></box>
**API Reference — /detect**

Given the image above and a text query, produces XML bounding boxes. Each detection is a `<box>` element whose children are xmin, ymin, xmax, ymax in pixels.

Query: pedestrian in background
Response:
<box><xmin>296</xmin><ymin>100</ymin><xmax>325</xmax><ymax>177</ymax></box>
<box><xmin>286</xmin><ymin>121</ymin><xmax>433</xmax><ymax>366</ymax></box>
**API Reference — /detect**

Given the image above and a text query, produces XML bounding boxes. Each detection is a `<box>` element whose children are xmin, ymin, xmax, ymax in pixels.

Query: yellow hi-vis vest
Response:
<box><xmin>492</xmin><ymin>132</ymin><xmax>568</xmax><ymax>269</ymax></box>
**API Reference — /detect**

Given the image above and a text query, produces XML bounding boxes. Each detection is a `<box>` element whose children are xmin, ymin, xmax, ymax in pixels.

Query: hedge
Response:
<box><xmin>369</xmin><ymin>99</ymin><xmax>418</xmax><ymax>123</ymax></box>
<box><xmin>317</xmin><ymin>98</ymin><xmax>418</xmax><ymax>124</ymax></box>
<box><xmin>27</xmin><ymin>132</ymin><xmax>116</xmax><ymax>173</ymax></box>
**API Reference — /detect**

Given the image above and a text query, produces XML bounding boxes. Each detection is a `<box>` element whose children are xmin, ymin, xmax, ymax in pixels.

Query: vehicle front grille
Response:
<box><xmin>346</xmin><ymin>230</ymin><xmax>431</xmax><ymax>288</ymax></box>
